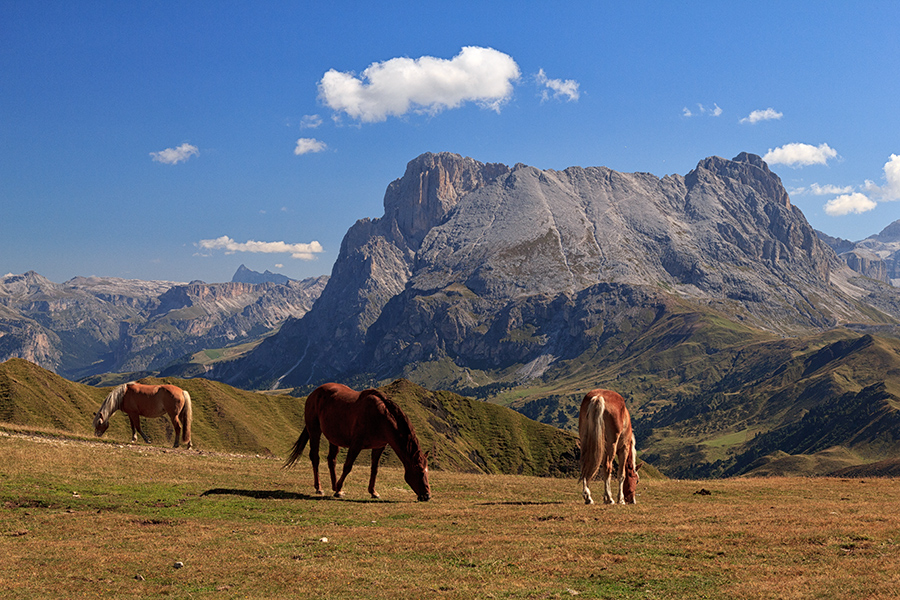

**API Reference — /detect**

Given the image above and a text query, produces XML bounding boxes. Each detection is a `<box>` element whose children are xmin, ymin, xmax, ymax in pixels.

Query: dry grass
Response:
<box><xmin>2</xmin><ymin>432</ymin><xmax>899</xmax><ymax>599</ymax></box>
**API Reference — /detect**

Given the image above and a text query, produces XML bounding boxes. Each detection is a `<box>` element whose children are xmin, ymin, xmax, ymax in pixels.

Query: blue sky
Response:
<box><xmin>3</xmin><ymin>1</ymin><xmax>899</xmax><ymax>284</ymax></box>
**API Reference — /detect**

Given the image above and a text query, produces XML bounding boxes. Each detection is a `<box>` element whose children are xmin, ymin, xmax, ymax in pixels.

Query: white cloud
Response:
<box><xmin>882</xmin><ymin>154</ymin><xmax>900</xmax><ymax>200</ymax></box>
<box><xmin>682</xmin><ymin>103</ymin><xmax>722</xmax><ymax>117</ymax></box>
<box><xmin>740</xmin><ymin>107</ymin><xmax>783</xmax><ymax>124</ymax></box>
<box><xmin>198</xmin><ymin>236</ymin><xmax>324</xmax><ymax>260</ymax></box>
<box><xmin>294</xmin><ymin>138</ymin><xmax>327</xmax><ymax>155</ymax></box>
<box><xmin>809</xmin><ymin>183</ymin><xmax>854</xmax><ymax>196</ymax></box>
<box><xmin>318</xmin><ymin>46</ymin><xmax>521</xmax><ymax>123</ymax></box>
<box><xmin>535</xmin><ymin>69</ymin><xmax>580</xmax><ymax>102</ymax></box>
<box><xmin>762</xmin><ymin>143</ymin><xmax>838</xmax><ymax>167</ymax></box>
<box><xmin>300</xmin><ymin>114</ymin><xmax>323</xmax><ymax>129</ymax></box>
<box><xmin>824</xmin><ymin>193</ymin><xmax>877</xmax><ymax>216</ymax></box>
<box><xmin>150</xmin><ymin>143</ymin><xmax>199</xmax><ymax>165</ymax></box>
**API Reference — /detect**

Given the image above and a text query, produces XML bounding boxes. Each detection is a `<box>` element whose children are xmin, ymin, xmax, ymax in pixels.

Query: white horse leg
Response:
<box><xmin>582</xmin><ymin>478</ymin><xmax>594</xmax><ymax>505</ymax></box>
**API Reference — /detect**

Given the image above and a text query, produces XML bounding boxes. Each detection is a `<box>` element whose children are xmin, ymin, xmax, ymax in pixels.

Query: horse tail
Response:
<box><xmin>181</xmin><ymin>389</ymin><xmax>193</xmax><ymax>447</ymax></box>
<box><xmin>579</xmin><ymin>392</ymin><xmax>606</xmax><ymax>483</ymax></box>
<box><xmin>283</xmin><ymin>427</ymin><xmax>310</xmax><ymax>469</ymax></box>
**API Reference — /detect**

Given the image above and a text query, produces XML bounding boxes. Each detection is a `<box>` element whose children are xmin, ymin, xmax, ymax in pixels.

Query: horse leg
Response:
<box><xmin>169</xmin><ymin>413</ymin><xmax>182</xmax><ymax>448</ymax></box>
<box><xmin>128</xmin><ymin>413</ymin><xmax>150</xmax><ymax>444</ymax></box>
<box><xmin>368</xmin><ymin>447</ymin><xmax>385</xmax><ymax>499</ymax></box>
<box><xmin>614</xmin><ymin>447</ymin><xmax>627</xmax><ymax>504</ymax></box>
<box><xmin>333</xmin><ymin>446</ymin><xmax>363</xmax><ymax>498</ymax></box>
<box><xmin>601</xmin><ymin>455</ymin><xmax>615</xmax><ymax>504</ymax></box>
<box><xmin>582</xmin><ymin>477</ymin><xmax>594</xmax><ymax>505</ymax></box>
<box><xmin>327</xmin><ymin>443</ymin><xmax>340</xmax><ymax>494</ymax></box>
<box><xmin>308</xmin><ymin>429</ymin><xmax>324</xmax><ymax>495</ymax></box>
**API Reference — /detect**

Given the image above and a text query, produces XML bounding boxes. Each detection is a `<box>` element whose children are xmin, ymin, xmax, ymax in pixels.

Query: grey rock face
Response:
<box><xmin>217</xmin><ymin>152</ymin><xmax>896</xmax><ymax>390</ymax></box>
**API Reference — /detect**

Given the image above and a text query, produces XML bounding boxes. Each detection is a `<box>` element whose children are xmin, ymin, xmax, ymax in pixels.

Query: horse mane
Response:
<box><xmin>97</xmin><ymin>382</ymin><xmax>132</xmax><ymax>420</ymax></box>
<box><xmin>366</xmin><ymin>390</ymin><xmax>424</xmax><ymax>463</ymax></box>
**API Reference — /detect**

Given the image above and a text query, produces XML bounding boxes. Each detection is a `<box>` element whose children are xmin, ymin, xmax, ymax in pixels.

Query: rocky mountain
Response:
<box><xmin>232</xmin><ymin>264</ymin><xmax>294</xmax><ymax>285</ymax></box>
<box><xmin>818</xmin><ymin>221</ymin><xmax>900</xmax><ymax>286</ymax></box>
<box><xmin>213</xmin><ymin>151</ymin><xmax>898</xmax><ymax>391</ymax></box>
<box><xmin>0</xmin><ymin>270</ymin><xmax>327</xmax><ymax>380</ymax></box>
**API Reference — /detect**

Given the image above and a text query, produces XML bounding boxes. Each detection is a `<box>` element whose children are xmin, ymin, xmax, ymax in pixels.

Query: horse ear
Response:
<box><xmin>636</xmin><ymin>461</ymin><xmax>644</xmax><ymax>471</ymax></box>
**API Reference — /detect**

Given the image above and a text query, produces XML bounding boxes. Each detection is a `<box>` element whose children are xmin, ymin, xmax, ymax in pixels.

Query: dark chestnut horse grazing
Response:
<box><xmin>579</xmin><ymin>389</ymin><xmax>641</xmax><ymax>505</ymax></box>
<box><xmin>93</xmin><ymin>382</ymin><xmax>193</xmax><ymax>449</ymax></box>
<box><xmin>284</xmin><ymin>383</ymin><xmax>431</xmax><ymax>501</ymax></box>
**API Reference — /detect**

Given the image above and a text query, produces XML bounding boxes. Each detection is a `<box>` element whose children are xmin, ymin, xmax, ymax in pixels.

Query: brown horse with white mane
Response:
<box><xmin>284</xmin><ymin>383</ymin><xmax>431</xmax><ymax>501</ymax></box>
<box><xmin>93</xmin><ymin>382</ymin><xmax>193</xmax><ymax>449</ymax></box>
<box><xmin>579</xmin><ymin>389</ymin><xmax>641</xmax><ymax>504</ymax></box>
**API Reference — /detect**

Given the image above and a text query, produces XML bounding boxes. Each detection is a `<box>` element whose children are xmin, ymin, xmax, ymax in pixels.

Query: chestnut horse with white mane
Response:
<box><xmin>579</xmin><ymin>389</ymin><xmax>641</xmax><ymax>504</ymax></box>
<box><xmin>284</xmin><ymin>382</ymin><xmax>431</xmax><ymax>501</ymax></box>
<box><xmin>93</xmin><ymin>382</ymin><xmax>193</xmax><ymax>449</ymax></box>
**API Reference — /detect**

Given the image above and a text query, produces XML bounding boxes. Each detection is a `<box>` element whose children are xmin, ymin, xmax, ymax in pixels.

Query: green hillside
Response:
<box><xmin>0</xmin><ymin>358</ymin><xmax>580</xmax><ymax>477</ymax></box>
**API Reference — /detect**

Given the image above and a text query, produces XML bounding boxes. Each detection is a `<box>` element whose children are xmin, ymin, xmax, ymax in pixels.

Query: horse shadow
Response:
<box><xmin>477</xmin><ymin>501</ymin><xmax>564</xmax><ymax>506</ymax></box>
<box><xmin>200</xmin><ymin>488</ymin><xmax>398</xmax><ymax>503</ymax></box>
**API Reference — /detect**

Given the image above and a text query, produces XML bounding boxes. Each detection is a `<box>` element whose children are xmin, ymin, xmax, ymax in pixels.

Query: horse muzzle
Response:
<box><xmin>417</xmin><ymin>493</ymin><xmax>431</xmax><ymax>502</ymax></box>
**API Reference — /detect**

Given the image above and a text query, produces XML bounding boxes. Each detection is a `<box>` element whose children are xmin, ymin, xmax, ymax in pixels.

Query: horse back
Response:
<box><xmin>123</xmin><ymin>382</ymin><xmax>185</xmax><ymax>418</ymax></box>
<box><xmin>305</xmin><ymin>383</ymin><xmax>397</xmax><ymax>450</ymax></box>
<box><xmin>584</xmin><ymin>389</ymin><xmax>631</xmax><ymax>432</ymax></box>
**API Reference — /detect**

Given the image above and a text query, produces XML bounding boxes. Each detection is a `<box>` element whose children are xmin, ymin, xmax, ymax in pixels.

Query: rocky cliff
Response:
<box><xmin>213</xmin><ymin>152</ymin><xmax>899</xmax><ymax>390</ymax></box>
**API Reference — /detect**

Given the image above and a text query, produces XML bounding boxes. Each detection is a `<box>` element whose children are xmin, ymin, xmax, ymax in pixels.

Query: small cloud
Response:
<box><xmin>150</xmin><ymin>143</ymin><xmax>199</xmax><ymax>165</ymax></box>
<box><xmin>294</xmin><ymin>138</ymin><xmax>327</xmax><ymax>155</ymax></box>
<box><xmin>740</xmin><ymin>108</ymin><xmax>783</xmax><ymax>124</ymax></box>
<box><xmin>805</xmin><ymin>183</ymin><xmax>855</xmax><ymax>196</ymax></box>
<box><xmin>682</xmin><ymin>103</ymin><xmax>722</xmax><ymax>117</ymax></box>
<box><xmin>300</xmin><ymin>114</ymin><xmax>323</xmax><ymax>129</ymax></box>
<box><xmin>824</xmin><ymin>192</ymin><xmax>877</xmax><ymax>216</ymax></box>
<box><xmin>275</xmin><ymin>263</ymin><xmax>283</xmax><ymax>269</ymax></box>
<box><xmin>763</xmin><ymin>143</ymin><xmax>838</xmax><ymax>167</ymax></box>
<box><xmin>198</xmin><ymin>235</ymin><xmax>324</xmax><ymax>260</ymax></box>
<box><xmin>318</xmin><ymin>46</ymin><xmax>521</xmax><ymax>123</ymax></box>
<box><xmin>535</xmin><ymin>69</ymin><xmax>580</xmax><ymax>102</ymax></box>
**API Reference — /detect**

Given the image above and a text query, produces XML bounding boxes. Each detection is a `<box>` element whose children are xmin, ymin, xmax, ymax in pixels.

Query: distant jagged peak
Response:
<box><xmin>232</xmin><ymin>264</ymin><xmax>293</xmax><ymax>285</ymax></box>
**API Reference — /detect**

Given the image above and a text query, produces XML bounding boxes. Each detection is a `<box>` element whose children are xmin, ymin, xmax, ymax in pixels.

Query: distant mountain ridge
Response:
<box><xmin>0</xmin><ymin>269</ymin><xmax>327</xmax><ymax>380</ymax></box>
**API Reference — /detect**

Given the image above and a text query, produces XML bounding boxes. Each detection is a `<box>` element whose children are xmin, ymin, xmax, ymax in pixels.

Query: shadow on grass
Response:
<box><xmin>200</xmin><ymin>488</ymin><xmax>398</xmax><ymax>503</ymax></box>
<box><xmin>477</xmin><ymin>501</ymin><xmax>564</xmax><ymax>506</ymax></box>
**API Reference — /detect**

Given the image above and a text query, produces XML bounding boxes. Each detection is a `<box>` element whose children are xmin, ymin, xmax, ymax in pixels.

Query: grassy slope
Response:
<box><xmin>0</xmin><ymin>358</ymin><xmax>579</xmax><ymax>477</ymax></box>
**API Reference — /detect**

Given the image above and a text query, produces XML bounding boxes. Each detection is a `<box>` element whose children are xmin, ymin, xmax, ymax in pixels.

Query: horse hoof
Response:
<box><xmin>314</xmin><ymin>490</ymin><xmax>324</xmax><ymax>496</ymax></box>
<box><xmin>370</xmin><ymin>493</ymin><xmax>380</xmax><ymax>499</ymax></box>
<box><xmin>333</xmin><ymin>491</ymin><xmax>344</xmax><ymax>499</ymax></box>
<box><xmin>584</xmin><ymin>498</ymin><xmax>594</xmax><ymax>505</ymax></box>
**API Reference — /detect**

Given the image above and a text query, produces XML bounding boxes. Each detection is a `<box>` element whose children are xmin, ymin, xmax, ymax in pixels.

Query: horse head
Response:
<box><xmin>405</xmin><ymin>451</ymin><xmax>431</xmax><ymax>502</ymax></box>
<box><xmin>93</xmin><ymin>412</ymin><xmax>109</xmax><ymax>437</ymax></box>
<box><xmin>623</xmin><ymin>461</ymin><xmax>643</xmax><ymax>504</ymax></box>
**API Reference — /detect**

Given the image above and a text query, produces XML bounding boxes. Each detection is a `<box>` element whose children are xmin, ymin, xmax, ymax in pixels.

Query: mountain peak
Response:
<box><xmin>381</xmin><ymin>152</ymin><xmax>510</xmax><ymax>249</ymax></box>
